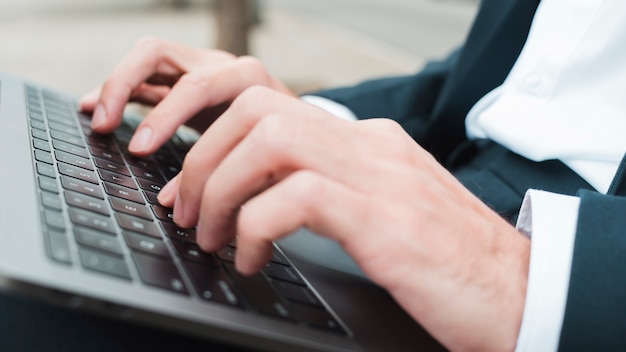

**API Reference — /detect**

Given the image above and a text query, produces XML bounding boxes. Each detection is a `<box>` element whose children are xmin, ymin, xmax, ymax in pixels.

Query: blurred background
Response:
<box><xmin>0</xmin><ymin>0</ymin><xmax>478</xmax><ymax>96</ymax></box>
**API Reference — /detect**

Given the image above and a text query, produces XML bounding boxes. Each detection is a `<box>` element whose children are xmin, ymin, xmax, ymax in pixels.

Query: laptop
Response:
<box><xmin>0</xmin><ymin>71</ymin><xmax>444</xmax><ymax>351</ymax></box>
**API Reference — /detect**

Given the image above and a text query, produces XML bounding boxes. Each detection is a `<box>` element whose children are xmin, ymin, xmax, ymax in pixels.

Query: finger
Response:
<box><xmin>157</xmin><ymin>173</ymin><xmax>180</xmax><ymax>207</ymax></box>
<box><xmin>79</xmin><ymin>87</ymin><xmax>102</xmax><ymax>112</ymax></box>
<box><xmin>92</xmin><ymin>37</ymin><xmax>208</xmax><ymax>133</ymax></box>
<box><xmin>195</xmin><ymin>112</ymin><xmax>335</xmax><ymax>238</ymax></box>
<box><xmin>173</xmin><ymin>87</ymin><xmax>328</xmax><ymax>228</ymax></box>
<box><xmin>230</xmin><ymin>170</ymin><xmax>369</xmax><ymax>275</ymax></box>
<box><xmin>127</xmin><ymin>56</ymin><xmax>275</xmax><ymax>155</ymax></box>
<box><xmin>129</xmin><ymin>84</ymin><xmax>171</xmax><ymax>106</ymax></box>
<box><xmin>79</xmin><ymin>83</ymin><xmax>169</xmax><ymax>114</ymax></box>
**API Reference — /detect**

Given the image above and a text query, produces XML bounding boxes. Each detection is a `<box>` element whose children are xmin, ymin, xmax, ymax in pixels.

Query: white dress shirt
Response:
<box><xmin>305</xmin><ymin>0</ymin><xmax>626</xmax><ymax>350</ymax></box>
<box><xmin>466</xmin><ymin>1</ymin><xmax>626</xmax><ymax>350</ymax></box>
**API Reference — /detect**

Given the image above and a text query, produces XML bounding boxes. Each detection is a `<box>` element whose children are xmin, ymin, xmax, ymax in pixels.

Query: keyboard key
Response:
<box><xmin>65</xmin><ymin>191</ymin><xmax>110</xmax><ymax>216</ymax></box>
<box><xmin>132</xmin><ymin>252</ymin><xmax>188</xmax><ymax>294</ymax></box>
<box><xmin>290</xmin><ymin>303</ymin><xmax>345</xmax><ymax>335</ymax></box>
<box><xmin>48</xmin><ymin>120</ymin><xmax>81</xmax><ymax>137</ymax></box>
<box><xmin>136</xmin><ymin>177</ymin><xmax>164</xmax><ymax>193</ymax></box>
<box><xmin>29</xmin><ymin>111</ymin><xmax>44</xmax><ymax>122</ymax></box>
<box><xmin>58</xmin><ymin>162</ymin><xmax>99</xmax><ymax>184</ymax></box>
<box><xmin>270</xmin><ymin>248</ymin><xmax>291</xmax><ymax>266</ymax></box>
<box><xmin>52</xmin><ymin>139</ymin><xmax>89</xmax><ymax>158</ymax></box>
<box><xmin>79</xmin><ymin>248</ymin><xmax>131</xmax><ymax>280</ymax></box>
<box><xmin>263</xmin><ymin>262</ymin><xmax>306</xmax><ymax>286</ymax></box>
<box><xmin>151</xmin><ymin>204</ymin><xmax>173</xmax><ymax>222</ymax></box>
<box><xmin>161</xmin><ymin>222</ymin><xmax>196</xmax><ymax>242</ymax></box>
<box><xmin>85</xmin><ymin>133</ymin><xmax>118</xmax><ymax>152</ymax></box>
<box><xmin>46</xmin><ymin>230</ymin><xmax>72</xmax><ymax>265</ymax></box>
<box><xmin>47</xmin><ymin>112</ymin><xmax>76</xmax><ymax>127</ymax></box>
<box><xmin>143</xmin><ymin>190</ymin><xmax>160</xmax><ymax>204</ymax></box>
<box><xmin>130</xmin><ymin>165</ymin><xmax>165</xmax><ymax>184</ymax></box>
<box><xmin>124</xmin><ymin>154</ymin><xmax>158</xmax><ymax>171</ymax></box>
<box><xmin>74</xmin><ymin>226</ymin><xmax>123</xmax><ymax>256</ymax></box>
<box><xmin>273</xmin><ymin>281</ymin><xmax>323</xmax><ymax>308</ymax></box>
<box><xmin>223</xmin><ymin>263</ymin><xmax>294</xmax><ymax>321</ymax></box>
<box><xmin>103</xmin><ymin>182</ymin><xmax>145</xmax><ymax>204</ymax></box>
<box><xmin>89</xmin><ymin>145</ymin><xmax>124</xmax><ymax>164</ymax></box>
<box><xmin>30</xmin><ymin>119</ymin><xmax>47</xmax><ymax>131</ymax></box>
<box><xmin>61</xmin><ymin>175</ymin><xmax>104</xmax><ymax>199</ymax></box>
<box><xmin>35</xmin><ymin>149</ymin><xmax>53</xmax><ymax>165</ymax></box>
<box><xmin>124</xmin><ymin>231</ymin><xmax>171</xmax><ymax>258</ymax></box>
<box><xmin>69</xmin><ymin>207</ymin><xmax>115</xmax><ymax>234</ymax></box>
<box><xmin>36</xmin><ymin>162</ymin><xmax>57</xmax><ymax>178</ymax></box>
<box><xmin>94</xmin><ymin>157</ymin><xmax>131</xmax><ymax>176</ymax></box>
<box><xmin>98</xmin><ymin>169</ymin><xmax>137</xmax><ymax>190</ymax></box>
<box><xmin>33</xmin><ymin>138</ymin><xmax>51</xmax><ymax>152</ymax></box>
<box><xmin>41</xmin><ymin>191</ymin><xmax>63</xmax><ymax>211</ymax></box>
<box><xmin>183</xmin><ymin>261</ymin><xmax>244</xmax><ymax>308</ymax></box>
<box><xmin>50</xmin><ymin>130</ymin><xmax>85</xmax><ymax>148</ymax></box>
<box><xmin>39</xmin><ymin>175</ymin><xmax>60</xmax><ymax>193</ymax></box>
<box><xmin>31</xmin><ymin>128</ymin><xmax>49</xmax><ymax>141</ymax></box>
<box><xmin>161</xmin><ymin>163</ymin><xmax>181</xmax><ymax>181</ymax></box>
<box><xmin>217</xmin><ymin>246</ymin><xmax>236</xmax><ymax>262</ymax></box>
<box><xmin>116</xmin><ymin>213</ymin><xmax>162</xmax><ymax>238</ymax></box>
<box><xmin>55</xmin><ymin>150</ymin><xmax>94</xmax><ymax>171</ymax></box>
<box><xmin>171</xmin><ymin>240</ymin><xmax>218</xmax><ymax>266</ymax></box>
<box><xmin>109</xmin><ymin>197</ymin><xmax>152</xmax><ymax>220</ymax></box>
<box><xmin>44</xmin><ymin>209</ymin><xmax>66</xmax><ymax>230</ymax></box>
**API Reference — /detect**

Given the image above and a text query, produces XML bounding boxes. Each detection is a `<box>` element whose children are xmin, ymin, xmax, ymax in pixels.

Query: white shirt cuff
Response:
<box><xmin>301</xmin><ymin>95</ymin><xmax>358</xmax><ymax>121</ymax></box>
<box><xmin>515</xmin><ymin>190</ymin><xmax>580</xmax><ymax>352</ymax></box>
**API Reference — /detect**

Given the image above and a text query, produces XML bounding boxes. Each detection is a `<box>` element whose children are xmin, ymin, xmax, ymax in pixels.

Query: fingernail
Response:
<box><xmin>92</xmin><ymin>104</ymin><xmax>107</xmax><ymax>130</ymax></box>
<box><xmin>129</xmin><ymin>127</ymin><xmax>153</xmax><ymax>153</ymax></box>
<box><xmin>157</xmin><ymin>177</ymin><xmax>178</xmax><ymax>206</ymax></box>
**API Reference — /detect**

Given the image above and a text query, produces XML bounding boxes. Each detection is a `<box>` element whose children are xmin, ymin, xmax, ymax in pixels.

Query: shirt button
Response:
<box><xmin>523</xmin><ymin>73</ymin><xmax>546</xmax><ymax>95</ymax></box>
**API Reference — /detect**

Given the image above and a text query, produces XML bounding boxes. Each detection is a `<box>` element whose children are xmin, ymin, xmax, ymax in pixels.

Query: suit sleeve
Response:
<box><xmin>310</xmin><ymin>49</ymin><xmax>461</xmax><ymax>140</ymax></box>
<box><xmin>557</xmin><ymin>190</ymin><xmax>626</xmax><ymax>351</ymax></box>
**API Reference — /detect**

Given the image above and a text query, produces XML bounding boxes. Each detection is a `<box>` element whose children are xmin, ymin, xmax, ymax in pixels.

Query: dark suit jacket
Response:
<box><xmin>315</xmin><ymin>0</ymin><xmax>626</xmax><ymax>349</ymax></box>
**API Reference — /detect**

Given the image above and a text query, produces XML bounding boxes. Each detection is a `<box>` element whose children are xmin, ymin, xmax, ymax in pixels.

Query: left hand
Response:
<box><xmin>158</xmin><ymin>86</ymin><xmax>530</xmax><ymax>352</ymax></box>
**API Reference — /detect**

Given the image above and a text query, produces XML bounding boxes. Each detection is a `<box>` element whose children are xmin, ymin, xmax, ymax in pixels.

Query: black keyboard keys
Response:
<box><xmin>79</xmin><ymin>248</ymin><xmax>131</xmax><ymax>280</ymax></box>
<box><xmin>183</xmin><ymin>261</ymin><xmax>244</xmax><ymax>308</ymax></box>
<box><xmin>223</xmin><ymin>263</ymin><xmax>294</xmax><ymax>321</ymax></box>
<box><xmin>132</xmin><ymin>252</ymin><xmax>188</xmax><ymax>294</ymax></box>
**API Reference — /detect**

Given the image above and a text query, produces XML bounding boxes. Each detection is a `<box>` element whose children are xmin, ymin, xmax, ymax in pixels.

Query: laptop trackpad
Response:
<box><xmin>278</xmin><ymin>228</ymin><xmax>368</xmax><ymax>279</ymax></box>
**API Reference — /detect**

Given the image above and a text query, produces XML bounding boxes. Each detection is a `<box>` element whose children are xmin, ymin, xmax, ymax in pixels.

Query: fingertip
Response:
<box><xmin>128</xmin><ymin>126</ymin><xmax>155</xmax><ymax>154</ymax></box>
<box><xmin>234</xmin><ymin>240</ymin><xmax>273</xmax><ymax>276</ymax></box>
<box><xmin>79</xmin><ymin>89</ymin><xmax>101</xmax><ymax>111</ymax></box>
<box><xmin>158</xmin><ymin>176</ymin><xmax>179</xmax><ymax>206</ymax></box>
<box><xmin>91</xmin><ymin>103</ymin><xmax>108</xmax><ymax>131</ymax></box>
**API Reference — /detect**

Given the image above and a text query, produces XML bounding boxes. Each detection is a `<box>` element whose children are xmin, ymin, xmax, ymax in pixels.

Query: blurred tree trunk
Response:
<box><xmin>214</xmin><ymin>0</ymin><xmax>253</xmax><ymax>56</ymax></box>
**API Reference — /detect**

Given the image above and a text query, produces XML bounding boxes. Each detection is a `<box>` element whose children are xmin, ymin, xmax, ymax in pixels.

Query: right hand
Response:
<box><xmin>79</xmin><ymin>36</ymin><xmax>296</xmax><ymax>156</ymax></box>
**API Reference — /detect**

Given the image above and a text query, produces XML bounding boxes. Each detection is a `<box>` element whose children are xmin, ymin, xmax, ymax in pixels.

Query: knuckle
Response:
<box><xmin>250</xmin><ymin>114</ymin><xmax>290</xmax><ymax>153</ymax></box>
<box><xmin>229</xmin><ymin>85</ymin><xmax>276</xmax><ymax>117</ymax></box>
<box><xmin>133</xmin><ymin>36</ymin><xmax>164</xmax><ymax>52</ymax></box>
<box><xmin>178</xmin><ymin>72</ymin><xmax>211</xmax><ymax>90</ymax></box>
<box><xmin>288</xmin><ymin>170</ymin><xmax>323</xmax><ymax>210</ymax></box>
<box><xmin>239</xmin><ymin>85</ymin><xmax>274</xmax><ymax>102</ymax></box>
<box><xmin>236</xmin><ymin>55</ymin><xmax>263</xmax><ymax>68</ymax></box>
<box><xmin>207</xmin><ymin>49</ymin><xmax>236</xmax><ymax>60</ymax></box>
<box><xmin>236</xmin><ymin>56</ymin><xmax>269</xmax><ymax>81</ymax></box>
<box><xmin>181</xmin><ymin>147</ymin><xmax>204</xmax><ymax>175</ymax></box>
<box><xmin>368</xmin><ymin>118</ymin><xmax>404</xmax><ymax>133</ymax></box>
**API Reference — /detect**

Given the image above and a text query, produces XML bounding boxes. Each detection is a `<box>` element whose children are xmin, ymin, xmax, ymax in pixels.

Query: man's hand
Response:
<box><xmin>79</xmin><ymin>36</ymin><xmax>295</xmax><ymax>156</ymax></box>
<box><xmin>158</xmin><ymin>86</ymin><xmax>530</xmax><ymax>352</ymax></box>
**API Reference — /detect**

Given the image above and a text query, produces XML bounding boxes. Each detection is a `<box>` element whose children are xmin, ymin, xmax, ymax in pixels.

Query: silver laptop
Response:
<box><xmin>0</xmin><ymin>71</ymin><xmax>443</xmax><ymax>352</ymax></box>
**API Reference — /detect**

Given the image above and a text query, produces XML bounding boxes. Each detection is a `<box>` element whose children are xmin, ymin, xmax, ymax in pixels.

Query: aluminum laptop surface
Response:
<box><xmin>0</xmin><ymin>72</ymin><xmax>443</xmax><ymax>351</ymax></box>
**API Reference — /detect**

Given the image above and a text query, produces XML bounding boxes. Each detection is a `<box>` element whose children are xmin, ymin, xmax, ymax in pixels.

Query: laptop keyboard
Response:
<box><xmin>25</xmin><ymin>84</ymin><xmax>346</xmax><ymax>335</ymax></box>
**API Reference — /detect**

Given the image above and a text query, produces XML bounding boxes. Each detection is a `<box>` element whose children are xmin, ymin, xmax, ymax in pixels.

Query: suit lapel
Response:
<box><xmin>608</xmin><ymin>154</ymin><xmax>626</xmax><ymax>195</ymax></box>
<box><xmin>422</xmin><ymin>0</ymin><xmax>541</xmax><ymax>162</ymax></box>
